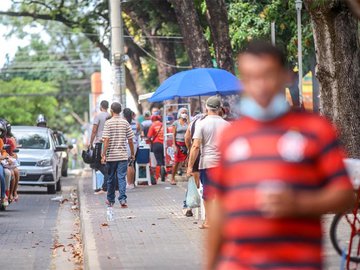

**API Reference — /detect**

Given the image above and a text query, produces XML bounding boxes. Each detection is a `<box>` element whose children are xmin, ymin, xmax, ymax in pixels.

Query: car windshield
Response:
<box><xmin>14</xmin><ymin>131</ymin><xmax>50</xmax><ymax>150</ymax></box>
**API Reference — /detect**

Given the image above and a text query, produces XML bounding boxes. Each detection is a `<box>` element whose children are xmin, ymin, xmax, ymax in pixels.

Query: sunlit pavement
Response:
<box><xmin>79</xmin><ymin>170</ymin><xmax>204</xmax><ymax>270</ymax></box>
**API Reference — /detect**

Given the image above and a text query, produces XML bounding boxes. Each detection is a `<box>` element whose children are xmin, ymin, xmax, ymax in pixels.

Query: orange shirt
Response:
<box><xmin>0</xmin><ymin>138</ymin><xmax>8</xmax><ymax>157</ymax></box>
<box><xmin>147</xmin><ymin>121</ymin><xmax>164</xmax><ymax>144</ymax></box>
<box><xmin>209</xmin><ymin>111</ymin><xmax>352</xmax><ymax>270</ymax></box>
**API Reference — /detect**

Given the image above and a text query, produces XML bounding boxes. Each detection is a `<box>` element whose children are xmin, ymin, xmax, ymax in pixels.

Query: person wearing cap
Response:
<box><xmin>187</xmin><ymin>96</ymin><xmax>229</xmax><ymax>229</ymax></box>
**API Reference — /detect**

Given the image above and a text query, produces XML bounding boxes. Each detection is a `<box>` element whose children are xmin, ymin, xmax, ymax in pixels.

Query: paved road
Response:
<box><xmin>0</xmin><ymin>175</ymin><xmax>78</xmax><ymax>270</ymax></box>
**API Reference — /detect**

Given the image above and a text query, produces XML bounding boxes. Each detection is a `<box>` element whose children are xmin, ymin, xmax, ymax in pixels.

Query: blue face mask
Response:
<box><xmin>237</xmin><ymin>93</ymin><xmax>290</xmax><ymax>122</ymax></box>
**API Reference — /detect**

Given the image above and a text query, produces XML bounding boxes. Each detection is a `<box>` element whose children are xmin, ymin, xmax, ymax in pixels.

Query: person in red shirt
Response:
<box><xmin>206</xmin><ymin>41</ymin><xmax>354</xmax><ymax>270</ymax></box>
<box><xmin>147</xmin><ymin>115</ymin><xmax>166</xmax><ymax>182</ymax></box>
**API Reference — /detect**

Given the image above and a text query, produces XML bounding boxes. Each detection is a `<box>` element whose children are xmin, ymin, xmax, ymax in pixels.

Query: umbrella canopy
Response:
<box><xmin>148</xmin><ymin>68</ymin><xmax>243</xmax><ymax>102</ymax></box>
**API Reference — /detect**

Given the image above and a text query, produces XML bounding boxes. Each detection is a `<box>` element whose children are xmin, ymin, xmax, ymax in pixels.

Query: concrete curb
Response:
<box><xmin>78</xmin><ymin>172</ymin><xmax>101</xmax><ymax>270</ymax></box>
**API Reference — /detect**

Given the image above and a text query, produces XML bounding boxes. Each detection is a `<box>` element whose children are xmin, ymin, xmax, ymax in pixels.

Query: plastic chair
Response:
<box><xmin>135</xmin><ymin>163</ymin><xmax>151</xmax><ymax>186</ymax></box>
<box><xmin>135</xmin><ymin>143</ymin><xmax>151</xmax><ymax>186</ymax></box>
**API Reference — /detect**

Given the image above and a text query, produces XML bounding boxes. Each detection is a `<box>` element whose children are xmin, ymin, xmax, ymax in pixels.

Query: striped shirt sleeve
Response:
<box><xmin>102</xmin><ymin>121</ymin><xmax>110</xmax><ymax>139</ymax></box>
<box><xmin>317</xmin><ymin>120</ymin><xmax>352</xmax><ymax>190</ymax></box>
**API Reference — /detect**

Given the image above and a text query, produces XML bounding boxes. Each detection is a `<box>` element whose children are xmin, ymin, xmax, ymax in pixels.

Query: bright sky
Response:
<box><xmin>0</xmin><ymin>0</ymin><xmax>29</xmax><ymax>66</ymax></box>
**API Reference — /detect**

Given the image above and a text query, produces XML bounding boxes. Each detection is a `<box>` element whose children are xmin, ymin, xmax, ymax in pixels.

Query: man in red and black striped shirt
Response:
<box><xmin>206</xmin><ymin>41</ymin><xmax>354</xmax><ymax>270</ymax></box>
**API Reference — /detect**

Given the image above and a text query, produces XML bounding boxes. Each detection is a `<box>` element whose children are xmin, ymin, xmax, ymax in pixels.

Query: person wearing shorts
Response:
<box><xmin>170</xmin><ymin>108</ymin><xmax>189</xmax><ymax>185</ymax></box>
<box><xmin>147</xmin><ymin>115</ymin><xmax>166</xmax><ymax>182</ymax></box>
<box><xmin>187</xmin><ymin>96</ymin><xmax>229</xmax><ymax>229</ymax></box>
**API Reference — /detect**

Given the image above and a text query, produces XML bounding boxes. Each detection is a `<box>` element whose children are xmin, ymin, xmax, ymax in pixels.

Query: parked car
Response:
<box><xmin>12</xmin><ymin>126</ymin><xmax>67</xmax><ymax>194</ymax></box>
<box><xmin>54</xmin><ymin>130</ymin><xmax>69</xmax><ymax>177</ymax></box>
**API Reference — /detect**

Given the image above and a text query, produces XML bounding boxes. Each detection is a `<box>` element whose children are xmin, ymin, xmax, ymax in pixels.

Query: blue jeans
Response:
<box><xmin>107</xmin><ymin>160</ymin><xmax>128</xmax><ymax>204</ymax></box>
<box><xmin>0</xmin><ymin>165</ymin><xmax>5</xmax><ymax>198</ymax></box>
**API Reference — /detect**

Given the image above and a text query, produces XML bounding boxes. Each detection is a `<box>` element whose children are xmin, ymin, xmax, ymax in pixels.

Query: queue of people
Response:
<box><xmin>87</xmin><ymin>40</ymin><xmax>355</xmax><ymax>270</ymax></box>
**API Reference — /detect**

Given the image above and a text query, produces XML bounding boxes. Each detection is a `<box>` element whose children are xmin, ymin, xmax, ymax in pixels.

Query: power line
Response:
<box><xmin>129</xmin><ymin>36</ymin><xmax>191</xmax><ymax>69</ymax></box>
<box><xmin>0</xmin><ymin>66</ymin><xmax>100</xmax><ymax>73</ymax></box>
<box><xmin>0</xmin><ymin>92</ymin><xmax>90</xmax><ymax>97</ymax></box>
<box><xmin>6</xmin><ymin>60</ymin><xmax>99</xmax><ymax>65</ymax></box>
<box><xmin>35</xmin><ymin>29</ymin><xmax>184</xmax><ymax>40</ymax></box>
<box><xmin>2</xmin><ymin>63</ymin><xmax>100</xmax><ymax>69</ymax></box>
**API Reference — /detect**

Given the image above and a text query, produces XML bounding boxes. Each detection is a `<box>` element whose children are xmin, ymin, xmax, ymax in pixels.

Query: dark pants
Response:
<box><xmin>93</xmin><ymin>142</ymin><xmax>108</xmax><ymax>190</ymax></box>
<box><xmin>0</xmin><ymin>165</ymin><xmax>5</xmax><ymax>198</ymax></box>
<box><xmin>152</xmin><ymin>142</ymin><xmax>165</xmax><ymax>166</ymax></box>
<box><xmin>106</xmin><ymin>160</ymin><xmax>128</xmax><ymax>204</ymax></box>
<box><xmin>97</xmin><ymin>164</ymin><xmax>109</xmax><ymax>191</ymax></box>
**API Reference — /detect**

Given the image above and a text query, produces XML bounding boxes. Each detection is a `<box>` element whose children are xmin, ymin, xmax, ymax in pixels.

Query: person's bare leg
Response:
<box><xmin>13</xmin><ymin>168</ymin><xmax>19</xmax><ymax>199</ymax></box>
<box><xmin>9</xmin><ymin>171</ymin><xmax>15</xmax><ymax>201</ymax></box>
<box><xmin>193</xmin><ymin>172</ymin><xmax>200</xmax><ymax>188</ymax></box>
<box><xmin>171</xmin><ymin>162</ymin><xmax>180</xmax><ymax>184</ymax></box>
<box><xmin>200</xmin><ymin>199</ymin><xmax>211</xmax><ymax>229</ymax></box>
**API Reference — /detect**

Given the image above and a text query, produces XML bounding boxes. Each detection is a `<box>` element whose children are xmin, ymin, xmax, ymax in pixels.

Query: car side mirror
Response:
<box><xmin>55</xmin><ymin>146</ymin><xmax>68</xmax><ymax>152</ymax></box>
<box><xmin>3</xmin><ymin>144</ymin><xmax>10</xmax><ymax>151</ymax></box>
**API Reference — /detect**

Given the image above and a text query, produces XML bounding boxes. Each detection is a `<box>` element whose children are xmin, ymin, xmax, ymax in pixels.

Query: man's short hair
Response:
<box><xmin>239</xmin><ymin>40</ymin><xmax>287</xmax><ymax>68</ymax></box>
<box><xmin>111</xmin><ymin>102</ymin><xmax>122</xmax><ymax>114</ymax></box>
<box><xmin>100</xmin><ymin>100</ymin><xmax>109</xmax><ymax>110</ymax></box>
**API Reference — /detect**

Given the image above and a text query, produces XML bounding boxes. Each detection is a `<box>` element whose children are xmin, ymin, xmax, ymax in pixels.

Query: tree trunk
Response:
<box><xmin>205</xmin><ymin>0</ymin><xmax>234</xmax><ymax>73</ymax></box>
<box><xmin>305</xmin><ymin>0</ymin><xmax>360</xmax><ymax>158</ymax></box>
<box><xmin>123</xmin><ymin>7</ymin><xmax>177</xmax><ymax>82</ymax></box>
<box><xmin>169</xmin><ymin>0</ymin><xmax>213</xmax><ymax>67</ymax></box>
<box><xmin>151</xmin><ymin>40</ymin><xmax>177</xmax><ymax>83</ymax></box>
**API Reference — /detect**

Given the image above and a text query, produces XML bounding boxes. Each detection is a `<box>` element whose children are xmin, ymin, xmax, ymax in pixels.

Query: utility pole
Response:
<box><xmin>109</xmin><ymin>0</ymin><xmax>126</xmax><ymax>106</ymax></box>
<box><xmin>295</xmin><ymin>0</ymin><xmax>303</xmax><ymax>107</ymax></box>
<box><xmin>271</xmin><ymin>22</ymin><xmax>276</xmax><ymax>45</ymax></box>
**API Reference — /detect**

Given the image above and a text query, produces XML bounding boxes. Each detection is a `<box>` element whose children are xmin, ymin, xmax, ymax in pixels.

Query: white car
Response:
<box><xmin>12</xmin><ymin>126</ymin><xmax>67</xmax><ymax>194</ymax></box>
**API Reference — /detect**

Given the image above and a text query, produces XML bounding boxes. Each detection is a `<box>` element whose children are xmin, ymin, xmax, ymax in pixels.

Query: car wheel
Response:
<box><xmin>62</xmin><ymin>169</ymin><xmax>68</xmax><ymax>177</ymax></box>
<box><xmin>47</xmin><ymin>184</ymin><xmax>56</xmax><ymax>194</ymax></box>
<box><xmin>56</xmin><ymin>178</ymin><xmax>62</xmax><ymax>192</ymax></box>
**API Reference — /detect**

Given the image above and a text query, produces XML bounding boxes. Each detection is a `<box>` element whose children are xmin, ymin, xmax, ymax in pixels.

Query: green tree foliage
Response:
<box><xmin>227</xmin><ymin>0</ymin><xmax>314</xmax><ymax>70</ymax></box>
<box><xmin>0</xmin><ymin>20</ymin><xmax>100</xmax><ymax>133</ymax></box>
<box><xmin>0</xmin><ymin>78</ymin><xmax>58</xmax><ymax>125</ymax></box>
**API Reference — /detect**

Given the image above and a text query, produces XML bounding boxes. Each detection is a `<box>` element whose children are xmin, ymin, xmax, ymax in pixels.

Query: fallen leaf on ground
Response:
<box><xmin>60</xmin><ymin>198</ymin><xmax>69</xmax><ymax>204</ymax></box>
<box><xmin>51</xmin><ymin>244</ymin><xmax>65</xmax><ymax>250</ymax></box>
<box><xmin>101</xmin><ymin>223</ymin><xmax>109</xmax><ymax>227</ymax></box>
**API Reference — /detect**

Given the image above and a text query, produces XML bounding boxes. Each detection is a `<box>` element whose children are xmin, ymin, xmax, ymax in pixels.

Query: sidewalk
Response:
<box><xmin>78</xmin><ymin>171</ymin><xmax>204</xmax><ymax>270</ymax></box>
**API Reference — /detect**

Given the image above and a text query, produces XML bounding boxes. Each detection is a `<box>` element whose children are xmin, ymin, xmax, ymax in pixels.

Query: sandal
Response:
<box><xmin>199</xmin><ymin>223</ymin><xmax>210</xmax><ymax>229</ymax></box>
<box><xmin>170</xmin><ymin>181</ymin><xmax>177</xmax><ymax>185</ymax></box>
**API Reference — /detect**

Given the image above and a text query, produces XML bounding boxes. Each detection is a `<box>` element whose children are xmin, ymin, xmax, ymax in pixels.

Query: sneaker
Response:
<box><xmin>120</xmin><ymin>200</ymin><xmax>128</xmax><ymax>208</ymax></box>
<box><xmin>94</xmin><ymin>188</ymin><xmax>101</xmax><ymax>192</ymax></box>
<box><xmin>94</xmin><ymin>189</ymin><xmax>106</xmax><ymax>195</ymax></box>
<box><xmin>126</xmin><ymin>184</ymin><xmax>135</xmax><ymax>190</ymax></box>
<box><xmin>2</xmin><ymin>197</ymin><xmax>9</xmax><ymax>207</ymax></box>
<box><xmin>185</xmin><ymin>209</ymin><xmax>193</xmax><ymax>217</ymax></box>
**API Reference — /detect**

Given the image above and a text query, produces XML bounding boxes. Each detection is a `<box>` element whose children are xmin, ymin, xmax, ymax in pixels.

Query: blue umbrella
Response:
<box><xmin>149</xmin><ymin>68</ymin><xmax>243</xmax><ymax>102</ymax></box>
